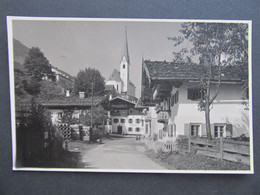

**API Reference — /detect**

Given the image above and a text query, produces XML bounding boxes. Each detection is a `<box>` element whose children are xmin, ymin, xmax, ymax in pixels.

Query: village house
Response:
<box><xmin>42</xmin><ymin>65</ymin><xmax>75</xmax><ymax>96</ymax></box>
<box><xmin>39</xmin><ymin>92</ymin><xmax>106</xmax><ymax>125</ymax></box>
<box><xmin>108</xmin><ymin>94</ymin><xmax>145</xmax><ymax>135</ymax></box>
<box><xmin>141</xmin><ymin>60</ymin><xmax>249</xmax><ymax>142</ymax></box>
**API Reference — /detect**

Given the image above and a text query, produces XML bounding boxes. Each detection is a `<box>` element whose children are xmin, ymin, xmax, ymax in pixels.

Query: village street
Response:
<box><xmin>80</xmin><ymin>136</ymin><xmax>166</xmax><ymax>170</ymax></box>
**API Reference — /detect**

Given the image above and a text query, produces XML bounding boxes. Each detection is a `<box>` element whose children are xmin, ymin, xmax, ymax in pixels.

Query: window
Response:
<box><xmin>187</xmin><ymin>88</ymin><xmax>204</xmax><ymax>100</ymax></box>
<box><xmin>159</xmin><ymin>130</ymin><xmax>163</xmax><ymax>139</ymax></box>
<box><xmin>128</xmin><ymin>127</ymin><xmax>132</xmax><ymax>132</ymax></box>
<box><xmin>136</xmin><ymin>119</ymin><xmax>140</xmax><ymax>124</ymax></box>
<box><xmin>146</xmin><ymin>124</ymin><xmax>148</xmax><ymax>134</ymax></box>
<box><xmin>120</xmin><ymin>118</ymin><xmax>125</xmax><ymax>123</ymax></box>
<box><xmin>113</xmin><ymin>118</ymin><xmax>119</xmax><ymax>123</ymax></box>
<box><xmin>190</xmin><ymin>124</ymin><xmax>200</xmax><ymax>137</ymax></box>
<box><xmin>214</xmin><ymin>125</ymin><xmax>225</xmax><ymax>138</ymax></box>
<box><xmin>123</xmin><ymin>64</ymin><xmax>125</xmax><ymax>69</ymax></box>
<box><xmin>128</xmin><ymin>119</ymin><xmax>133</xmax><ymax>123</ymax></box>
<box><xmin>116</xmin><ymin>85</ymin><xmax>119</xmax><ymax>91</ymax></box>
<box><xmin>58</xmin><ymin>112</ymin><xmax>63</xmax><ymax>119</ymax></box>
<box><xmin>136</xmin><ymin>127</ymin><xmax>140</xmax><ymax>132</ymax></box>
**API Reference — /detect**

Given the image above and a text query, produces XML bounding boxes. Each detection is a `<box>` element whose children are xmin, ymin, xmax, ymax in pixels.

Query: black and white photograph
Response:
<box><xmin>7</xmin><ymin>17</ymin><xmax>253</xmax><ymax>173</ymax></box>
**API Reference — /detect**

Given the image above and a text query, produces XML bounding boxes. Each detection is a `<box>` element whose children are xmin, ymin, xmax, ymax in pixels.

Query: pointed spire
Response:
<box><xmin>124</xmin><ymin>26</ymin><xmax>130</xmax><ymax>64</ymax></box>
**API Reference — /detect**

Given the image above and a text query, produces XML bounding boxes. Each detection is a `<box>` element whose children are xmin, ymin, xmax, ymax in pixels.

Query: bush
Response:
<box><xmin>16</xmin><ymin>98</ymin><xmax>64</xmax><ymax>167</ymax></box>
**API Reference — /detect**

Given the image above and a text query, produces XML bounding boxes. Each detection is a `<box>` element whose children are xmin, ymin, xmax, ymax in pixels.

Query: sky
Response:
<box><xmin>12</xmin><ymin>18</ymin><xmax>186</xmax><ymax>98</ymax></box>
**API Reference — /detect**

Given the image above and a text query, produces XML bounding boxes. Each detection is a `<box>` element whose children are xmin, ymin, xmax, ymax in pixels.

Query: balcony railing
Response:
<box><xmin>157</xmin><ymin>110</ymin><xmax>170</xmax><ymax>123</ymax></box>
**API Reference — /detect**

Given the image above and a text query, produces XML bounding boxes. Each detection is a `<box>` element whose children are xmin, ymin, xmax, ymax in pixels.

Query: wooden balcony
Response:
<box><xmin>157</xmin><ymin>110</ymin><xmax>170</xmax><ymax>123</ymax></box>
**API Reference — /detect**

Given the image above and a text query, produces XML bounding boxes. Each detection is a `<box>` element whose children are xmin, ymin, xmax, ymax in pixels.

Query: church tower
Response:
<box><xmin>120</xmin><ymin>27</ymin><xmax>130</xmax><ymax>94</ymax></box>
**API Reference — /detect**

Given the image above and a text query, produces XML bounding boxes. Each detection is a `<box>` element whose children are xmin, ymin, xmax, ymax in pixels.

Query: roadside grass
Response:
<box><xmin>146</xmin><ymin>150</ymin><xmax>250</xmax><ymax>170</ymax></box>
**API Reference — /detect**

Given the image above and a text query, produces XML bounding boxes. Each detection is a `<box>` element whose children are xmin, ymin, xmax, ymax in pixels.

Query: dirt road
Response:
<box><xmin>81</xmin><ymin>136</ymin><xmax>166</xmax><ymax>170</ymax></box>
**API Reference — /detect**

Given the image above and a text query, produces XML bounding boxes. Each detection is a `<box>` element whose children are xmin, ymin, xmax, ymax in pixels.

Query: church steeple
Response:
<box><xmin>120</xmin><ymin>26</ymin><xmax>130</xmax><ymax>94</ymax></box>
<box><xmin>124</xmin><ymin>26</ymin><xmax>130</xmax><ymax>65</ymax></box>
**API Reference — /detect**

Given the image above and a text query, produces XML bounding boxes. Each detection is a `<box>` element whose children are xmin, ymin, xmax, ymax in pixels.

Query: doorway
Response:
<box><xmin>117</xmin><ymin>125</ymin><xmax>122</xmax><ymax>134</ymax></box>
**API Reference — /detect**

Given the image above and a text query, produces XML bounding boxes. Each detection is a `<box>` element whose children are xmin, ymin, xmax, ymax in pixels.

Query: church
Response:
<box><xmin>105</xmin><ymin>28</ymin><xmax>145</xmax><ymax>135</ymax></box>
<box><xmin>105</xmin><ymin>28</ymin><xmax>136</xmax><ymax>97</ymax></box>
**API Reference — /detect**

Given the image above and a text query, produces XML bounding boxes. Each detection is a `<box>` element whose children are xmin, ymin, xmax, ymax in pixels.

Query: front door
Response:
<box><xmin>117</xmin><ymin>125</ymin><xmax>122</xmax><ymax>134</ymax></box>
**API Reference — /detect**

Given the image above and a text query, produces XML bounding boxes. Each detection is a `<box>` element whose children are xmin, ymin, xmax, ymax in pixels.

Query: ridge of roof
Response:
<box><xmin>39</xmin><ymin>96</ymin><xmax>105</xmax><ymax>107</ymax></box>
<box><xmin>143</xmin><ymin>60</ymin><xmax>244</xmax><ymax>81</ymax></box>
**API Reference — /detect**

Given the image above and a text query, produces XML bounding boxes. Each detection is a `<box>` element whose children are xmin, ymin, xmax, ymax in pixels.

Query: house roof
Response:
<box><xmin>51</xmin><ymin>66</ymin><xmax>75</xmax><ymax>81</ymax></box>
<box><xmin>143</xmin><ymin>60</ymin><xmax>245</xmax><ymax>82</ymax></box>
<box><xmin>110</xmin><ymin>94</ymin><xmax>138</xmax><ymax>105</ymax></box>
<box><xmin>39</xmin><ymin>96</ymin><xmax>106</xmax><ymax>107</ymax></box>
<box><xmin>107</xmin><ymin>69</ymin><xmax>123</xmax><ymax>83</ymax></box>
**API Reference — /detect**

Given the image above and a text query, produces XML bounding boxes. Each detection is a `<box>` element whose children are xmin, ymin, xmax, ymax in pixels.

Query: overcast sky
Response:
<box><xmin>12</xmin><ymin>19</ymin><xmax>186</xmax><ymax>98</ymax></box>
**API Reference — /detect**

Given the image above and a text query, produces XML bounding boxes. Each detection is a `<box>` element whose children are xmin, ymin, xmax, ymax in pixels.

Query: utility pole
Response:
<box><xmin>90</xmin><ymin>76</ymin><xmax>95</xmax><ymax>141</ymax></box>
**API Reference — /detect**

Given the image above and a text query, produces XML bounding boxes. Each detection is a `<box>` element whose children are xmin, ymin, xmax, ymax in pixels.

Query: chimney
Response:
<box><xmin>66</xmin><ymin>90</ymin><xmax>70</xmax><ymax>97</ymax></box>
<box><xmin>79</xmin><ymin>92</ymin><xmax>85</xmax><ymax>99</ymax></box>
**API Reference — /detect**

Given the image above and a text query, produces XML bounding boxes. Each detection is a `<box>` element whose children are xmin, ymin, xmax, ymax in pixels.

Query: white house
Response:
<box><xmin>108</xmin><ymin>94</ymin><xmax>145</xmax><ymax>135</ymax></box>
<box><xmin>141</xmin><ymin>60</ymin><xmax>249</xmax><ymax>142</ymax></box>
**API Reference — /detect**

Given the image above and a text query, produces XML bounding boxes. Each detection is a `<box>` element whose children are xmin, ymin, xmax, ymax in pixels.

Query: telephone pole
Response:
<box><xmin>90</xmin><ymin>76</ymin><xmax>95</xmax><ymax>141</ymax></box>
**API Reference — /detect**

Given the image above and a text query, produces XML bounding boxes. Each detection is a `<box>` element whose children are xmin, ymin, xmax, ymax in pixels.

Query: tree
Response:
<box><xmin>169</xmin><ymin>22</ymin><xmax>249</xmax><ymax>139</ymax></box>
<box><xmin>24</xmin><ymin>47</ymin><xmax>55</xmax><ymax>82</ymax></box>
<box><xmin>74</xmin><ymin>68</ymin><xmax>105</xmax><ymax>97</ymax></box>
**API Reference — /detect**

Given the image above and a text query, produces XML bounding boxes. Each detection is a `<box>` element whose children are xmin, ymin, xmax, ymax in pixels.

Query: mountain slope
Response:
<box><xmin>13</xmin><ymin>38</ymin><xmax>30</xmax><ymax>71</ymax></box>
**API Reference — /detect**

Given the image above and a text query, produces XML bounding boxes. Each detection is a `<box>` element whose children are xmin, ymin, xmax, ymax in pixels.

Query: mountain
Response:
<box><xmin>13</xmin><ymin>38</ymin><xmax>30</xmax><ymax>71</ymax></box>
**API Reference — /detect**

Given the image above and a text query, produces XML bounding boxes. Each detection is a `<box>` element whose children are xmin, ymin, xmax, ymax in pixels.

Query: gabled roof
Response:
<box><xmin>39</xmin><ymin>96</ymin><xmax>105</xmax><ymax>107</ymax></box>
<box><xmin>107</xmin><ymin>69</ymin><xmax>123</xmax><ymax>83</ymax></box>
<box><xmin>110</xmin><ymin>94</ymin><xmax>138</xmax><ymax>105</ymax></box>
<box><xmin>143</xmin><ymin>60</ymin><xmax>244</xmax><ymax>82</ymax></box>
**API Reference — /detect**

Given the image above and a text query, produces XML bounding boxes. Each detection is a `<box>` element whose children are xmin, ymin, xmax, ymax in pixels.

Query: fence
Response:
<box><xmin>144</xmin><ymin>138</ymin><xmax>176</xmax><ymax>153</ymax></box>
<box><xmin>144</xmin><ymin>136</ymin><xmax>250</xmax><ymax>165</ymax></box>
<box><xmin>188</xmin><ymin>137</ymin><xmax>250</xmax><ymax>165</ymax></box>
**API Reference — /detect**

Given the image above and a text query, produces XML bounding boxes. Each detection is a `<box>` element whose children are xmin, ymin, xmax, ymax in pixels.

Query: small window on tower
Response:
<box><xmin>123</xmin><ymin>64</ymin><xmax>125</xmax><ymax>69</ymax></box>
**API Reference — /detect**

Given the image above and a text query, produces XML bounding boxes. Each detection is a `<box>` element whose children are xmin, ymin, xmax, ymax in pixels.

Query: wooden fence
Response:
<box><xmin>188</xmin><ymin>137</ymin><xmax>250</xmax><ymax>165</ymax></box>
<box><xmin>144</xmin><ymin>136</ymin><xmax>250</xmax><ymax>165</ymax></box>
<box><xmin>144</xmin><ymin>138</ymin><xmax>176</xmax><ymax>153</ymax></box>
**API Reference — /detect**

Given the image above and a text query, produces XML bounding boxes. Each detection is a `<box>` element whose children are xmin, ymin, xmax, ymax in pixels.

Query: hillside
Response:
<box><xmin>13</xmin><ymin>38</ymin><xmax>29</xmax><ymax>71</ymax></box>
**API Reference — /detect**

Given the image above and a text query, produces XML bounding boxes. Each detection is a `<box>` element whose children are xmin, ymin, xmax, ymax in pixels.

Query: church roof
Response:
<box><xmin>107</xmin><ymin>69</ymin><xmax>123</xmax><ymax>83</ymax></box>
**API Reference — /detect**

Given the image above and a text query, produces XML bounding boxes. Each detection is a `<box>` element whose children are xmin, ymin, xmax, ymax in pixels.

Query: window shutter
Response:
<box><xmin>184</xmin><ymin>123</ymin><xmax>190</xmax><ymax>136</ymax></box>
<box><xmin>187</xmin><ymin>89</ymin><xmax>191</xmax><ymax>100</ymax></box>
<box><xmin>174</xmin><ymin>123</ymin><xmax>176</xmax><ymax>137</ymax></box>
<box><xmin>226</xmin><ymin>124</ymin><xmax>233</xmax><ymax>138</ymax></box>
<box><xmin>167</xmin><ymin>97</ymin><xmax>171</xmax><ymax>110</ymax></box>
<box><xmin>175</xmin><ymin>91</ymin><xmax>179</xmax><ymax>103</ymax></box>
